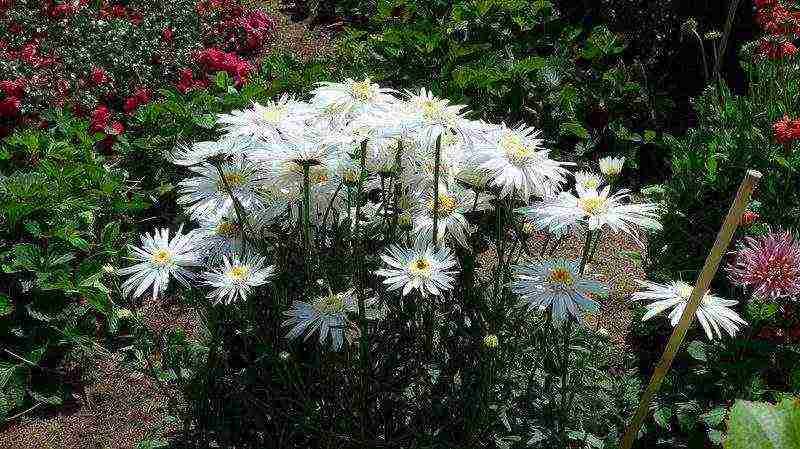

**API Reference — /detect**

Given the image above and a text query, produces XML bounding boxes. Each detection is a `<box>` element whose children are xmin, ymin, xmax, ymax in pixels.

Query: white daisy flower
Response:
<box><xmin>598</xmin><ymin>156</ymin><xmax>625</xmax><ymax>177</ymax></box>
<box><xmin>202</xmin><ymin>253</ymin><xmax>276</xmax><ymax>304</ymax></box>
<box><xmin>375</xmin><ymin>237</ymin><xmax>459</xmax><ymax>297</ymax></box>
<box><xmin>511</xmin><ymin>259</ymin><xmax>606</xmax><ymax>324</ymax></box>
<box><xmin>476</xmin><ymin>124</ymin><xmax>571</xmax><ymax>200</ymax></box>
<box><xmin>399</xmin><ymin>88</ymin><xmax>472</xmax><ymax>149</ymax></box>
<box><xmin>192</xmin><ymin>213</ymin><xmax>245</xmax><ymax>259</ymax></box>
<box><xmin>216</xmin><ymin>94</ymin><xmax>313</xmax><ymax>142</ymax></box>
<box><xmin>169</xmin><ymin>137</ymin><xmax>252</xmax><ymax>167</ymax></box>
<box><xmin>283</xmin><ymin>290</ymin><xmax>382</xmax><ymax>351</ymax></box>
<box><xmin>633</xmin><ymin>280</ymin><xmax>747</xmax><ymax>340</ymax></box>
<box><xmin>177</xmin><ymin>159</ymin><xmax>264</xmax><ymax>220</ymax></box>
<box><xmin>310</xmin><ymin>78</ymin><xmax>397</xmax><ymax>118</ymax></box>
<box><xmin>574</xmin><ymin>171</ymin><xmax>604</xmax><ymax>191</ymax></box>
<box><xmin>412</xmin><ymin>183</ymin><xmax>492</xmax><ymax>248</ymax></box>
<box><xmin>118</xmin><ymin>227</ymin><xmax>201</xmax><ymax>299</ymax></box>
<box><xmin>521</xmin><ymin>186</ymin><xmax>661</xmax><ymax>241</ymax></box>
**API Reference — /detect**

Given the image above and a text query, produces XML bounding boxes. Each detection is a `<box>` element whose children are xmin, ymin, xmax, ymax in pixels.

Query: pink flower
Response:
<box><xmin>162</xmin><ymin>27</ymin><xmax>174</xmax><ymax>42</ymax></box>
<box><xmin>728</xmin><ymin>229</ymin><xmax>800</xmax><ymax>301</ymax></box>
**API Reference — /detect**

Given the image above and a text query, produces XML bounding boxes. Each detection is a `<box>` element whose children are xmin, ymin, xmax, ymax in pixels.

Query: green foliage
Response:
<box><xmin>0</xmin><ymin>112</ymin><xmax>148</xmax><ymax>420</ymax></box>
<box><xmin>725</xmin><ymin>398</ymin><xmax>800</xmax><ymax>449</ymax></box>
<box><xmin>335</xmin><ymin>1</ymin><xmax>663</xmax><ymax>161</ymax></box>
<box><xmin>651</xmin><ymin>55</ymin><xmax>800</xmax><ymax>283</ymax></box>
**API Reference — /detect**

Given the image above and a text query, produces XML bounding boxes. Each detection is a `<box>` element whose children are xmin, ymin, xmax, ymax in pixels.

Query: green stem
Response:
<box><xmin>212</xmin><ymin>161</ymin><xmax>253</xmax><ymax>255</ymax></box>
<box><xmin>302</xmin><ymin>164</ymin><xmax>312</xmax><ymax>282</ymax></box>
<box><xmin>579</xmin><ymin>230</ymin><xmax>595</xmax><ymax>275</ymax></box>
<box><xmin>432</xmin><ymin>134</ymin><xmax>442</xmax><ymax>246</ymax></box>
<box><xmin>353</xmin><ymin>139</ymin><xmax>370</xmax><ymax>443</ymax></box>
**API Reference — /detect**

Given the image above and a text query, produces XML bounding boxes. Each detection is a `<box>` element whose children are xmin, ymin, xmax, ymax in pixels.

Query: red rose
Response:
<box><xmin>134</xmin><ymin>88</ymin><xmax>151</xmax><ymax>105</ymax></box>
<box><xmin>109</xmin><ymin>121</ymin><xmax>124</xmax><ymax>135</ymax></box>
<box><xmin>0</xmin><ymin>96</ymin><xmax>20</xmax><ymax>117</ymax></box>
<box><xmin>0</xmin><ymin>78</ymin><xmax>25</xmax><ymax>98</ymax></box>
<box><xmin>89</xmin><ymin>105</ymin><xmax>111</xmax><ymax>133</ymax></box>
<box><xmin>91</xmin><ymin>67</ymin><xmax>110</xmax><ymax>85</ymax></box>
<box><xmin>123</xmin><ymin>96</ymin><xmax>139</xmax><ymax>113</ymax></box>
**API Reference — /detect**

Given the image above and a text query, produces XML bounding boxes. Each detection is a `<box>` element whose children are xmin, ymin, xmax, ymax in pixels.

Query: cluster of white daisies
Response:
<box><xmin>118</xmin><ymin>79</ymin><xmax>745</xmax><ymax>349</ymax></box>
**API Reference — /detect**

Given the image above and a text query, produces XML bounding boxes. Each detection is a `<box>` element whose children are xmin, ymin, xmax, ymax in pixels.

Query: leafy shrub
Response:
<box><xmin>0</xmin><ymin>0</ymin><xmax>275</xmax><ymax>136</ymax></box>
<box><xmin>334</xmin><ymin>0</ymin><xmax>667</xmax><ymax>167</ymax></box>
<box><xmin>651</xmin><ymin>1</ymin><xmax>800</xmax><ymax>282</ymax></box>
<box><xmin>0</xmin><ymin>112</ymin><xmax>150</xmax><ymax>419</ymax></box>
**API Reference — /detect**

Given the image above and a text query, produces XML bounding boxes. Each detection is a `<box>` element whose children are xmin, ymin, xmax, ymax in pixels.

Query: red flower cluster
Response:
<box><xmin>758</xmin><ymin>38</ymin><xmax>798</xmax><ymax>60</ymax></box>
<box><xmin>176</xmin><ymin>69</ymin><xmax>210</xmax><ymax>94</ymax></box>
<box><xmin>0</xmin><ymin>0</ymin><xmax>274</xmax><ymax>139</ymax></box>
<box><xmin>89</xmin><ymin>104</ymin><xmax>123</xmax><ymax>135</ymax></box>
<box><xmin>218</xmin><ymin>9</ymin><xmax>275</xmax><ymax>52</ymax></box>
<box><xmin>756</xmin><ymin>3</ymin><xmax>800</xmax><ymax>36</ymax></box>
<box><xmin>123</xmin><ymin>88</ymin><xmax>152</xmax><ymax>114</ymax></box>
<box><xmin>195</xmin><ymin>48</ymin><xmax>253</xmax><ymax>86</ymax></box>
<box><xmin>0</xmin><ymin>78</ymin><xmax>25</xmax><ymax>119</ymax></box>
<box><xmin>772</xmin><ymin>115</ymin><xmax>800</xmax><ymax>144</ymax></box>
<box><xmin>755</xmin><ymin>1</ymin><xmax>800</xmax><ymax>60</ymax></box>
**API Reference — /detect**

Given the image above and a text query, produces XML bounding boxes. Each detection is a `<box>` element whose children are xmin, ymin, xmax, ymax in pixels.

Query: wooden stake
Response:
<box><xmin>620</xmin><ymin>170</ymin><xmax>762</xmax><ymax>449</ymax></box>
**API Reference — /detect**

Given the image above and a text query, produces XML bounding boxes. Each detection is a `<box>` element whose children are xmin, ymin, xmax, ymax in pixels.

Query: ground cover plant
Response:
<box><xmin>1</xmin><ymin>1</ymin><xmax>800</xmax><ymax>449</ymax></box>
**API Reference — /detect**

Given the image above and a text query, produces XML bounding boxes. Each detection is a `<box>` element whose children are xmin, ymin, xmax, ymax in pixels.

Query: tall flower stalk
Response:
<box><xmin>353</xmin><ymin>139</ymin><xmax>370</xmax><ymax>441</ymax></box>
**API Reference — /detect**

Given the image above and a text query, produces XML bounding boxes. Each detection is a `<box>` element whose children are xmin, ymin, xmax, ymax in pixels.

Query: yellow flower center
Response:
<box><xmin>215</xmin><ymin>221</ymin><xmax>238</xmax><ymax>237</ymax></box>
<box><xmin>151</xmin><ymin>249</ymin><xmax>172</xmax><ymax>266</ymax></box>
<box><xmin>500</xmin><ymin>132</ymin><xmax>535</xmax><ymax>166</ymax></box>
<box><xmin>582</xmin><ymin>178</ymin><xmax>600</xmax><ymax>190</ymax></box>
<box><xmin>218</xmin><ymin>172</ymin><xmax>245</xmax><ymax>190</ymax></box>
<box><xmin>678</xmin><ymin>285</ymin><xmax>694</xmax><ymax>299</ymax></box>
<box><xmin>262</xmin><ymin>106</ymin><xmax>286</xmax><ymax>124</ymax></box>
<box><xmin>578</xmin><ymin>197</ymin><xmax>608</xmax><ymax>216</ymax></box>
<box><xmin>427</xmin><ymin>194</ymin><xmax>458</xmax><ymax>217</ymax></box>
<box><xmin>314</xmin><ymin>294</ymin><xmax>345</xmax><ymax>314</ymax></box>
<box><xmin>483</xmin><ymin>334</ymin><xmax>499</xmax><ymax>348</ymax></box>
<box><xmin>227</xmin><ymin>266</ymin><xmax>249</xmax><ymax>281</ymax></box>
<box><xmin>547</xmin><ymin>267</ymin><xmax>574</xmax><ymax>286</ymax></box>
<box><xmin>409</xmin><ymin>258</ymin><xmax>432</xmax><ymax>278</ymax></box>
<box><xmin>350</xmin><ymin>79</ymin><xmax>377</xmax><ymax>102</ymax></box>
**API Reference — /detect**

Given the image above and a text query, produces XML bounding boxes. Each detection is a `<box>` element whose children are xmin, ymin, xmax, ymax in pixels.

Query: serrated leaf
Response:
<box><xmin>0</xmin><ymin>294</ymin><xmax>12</xmax><ymax>316</ymax></box>
<box><xmin>561</xmin><ymin>121</ymin><xmax>589</xmax><ymax>139</ymax></box>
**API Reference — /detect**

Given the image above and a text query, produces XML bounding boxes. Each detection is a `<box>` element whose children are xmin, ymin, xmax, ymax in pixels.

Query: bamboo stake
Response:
<box><xmin>620</xmin><ymin>169</ymin><xmax>762</xmax><ymax>449</ymax></box>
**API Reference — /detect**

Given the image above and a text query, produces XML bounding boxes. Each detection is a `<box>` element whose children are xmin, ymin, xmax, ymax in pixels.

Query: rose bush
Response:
<box><xmin>0</xmin><ymin>0</ymin><xmax>274</xmax><ymax>138</ymax></box>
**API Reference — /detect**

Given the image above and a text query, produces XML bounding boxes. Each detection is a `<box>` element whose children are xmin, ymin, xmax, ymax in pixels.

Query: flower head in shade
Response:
<box><xmin>727</xmin><ymin>230</ymin><xmax>800</xmax><ymax>301</ymax></box>
<box><xmin>633</xmin><ymin>280</ymin><xmax>747</xmax><ymax>340</ymax></box>
<box><xmin>476</xmin><ymin>124</ymin><xmax>571</xmax><ymax>200</ymax></box>
<box><xmin>511</xmin><ymin>259</ymin><xmax>606</xmax><ymax>324</ymax></box>
<box><xmin>282</xmin><ymin>290</ymin><xmax>383</xmax><ymax>351</ymax></box>
<box><xmin>574</xmin><ymin>171</ymin><xmax>604</xmax><ymax>191</ymax></box>
<box><xmin>201</xmin><ymin>253</ymin><xmax>276</xmax><ymax>304</ymax></box>
<box><xmin>520</xmin><ymin>186</ymin><xmax>661</xmax><ymax>242</ymax></box>
<box><xmin>376</xmin><ymin>237</ymin><xmax>459</xmax><ymax>297</ymax></box>
<box><xmin>412</xmin><ymin>183</ymin><xmax>492</xmax><ymax>248</ymax></box>
<box><xmin>598</xmin><ymin>156</ymin><xmax>625</xmax><ymax>177</ymax></box>
<box><xmin>117</xmin><ymin>227</ymin><xmax>201</xmax><ymax>299</ymax></box>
